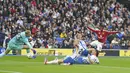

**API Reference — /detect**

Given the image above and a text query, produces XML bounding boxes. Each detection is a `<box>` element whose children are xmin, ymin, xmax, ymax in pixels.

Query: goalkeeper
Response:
<box><xmin>0</xmin><ymin>30</ymin><xmax>36</xmax><ymax>58</ymax></box>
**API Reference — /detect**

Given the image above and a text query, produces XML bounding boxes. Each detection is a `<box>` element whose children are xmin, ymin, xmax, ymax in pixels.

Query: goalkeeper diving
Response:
<box><xmin>0</xmin><ymin>30</ymin><xmax>36</xmax><ymax>58</ymax></box>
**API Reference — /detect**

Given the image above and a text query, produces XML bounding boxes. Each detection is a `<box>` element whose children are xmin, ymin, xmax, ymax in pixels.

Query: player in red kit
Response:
<box><xmin>87</xmin><ymin>25</ymin><xmax>119</xmax><ymax>56</ymax></box>
<box><xmin>87</xmin><ymin>25</ymin><xmax>119</xmax><ymax>43</ymax></box>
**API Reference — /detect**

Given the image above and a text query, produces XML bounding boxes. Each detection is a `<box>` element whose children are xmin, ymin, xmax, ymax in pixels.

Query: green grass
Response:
<box><xmin>0</xmin><ymin>56</ymin><xmax>130</xmax><ymax>73</ymax></box>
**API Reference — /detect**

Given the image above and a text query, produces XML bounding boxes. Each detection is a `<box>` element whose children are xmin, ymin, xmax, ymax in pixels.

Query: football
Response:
<box><xmin>27</xmin><ymin>53</ymin><xmax>34</xmax><ymax>59</ymax></box>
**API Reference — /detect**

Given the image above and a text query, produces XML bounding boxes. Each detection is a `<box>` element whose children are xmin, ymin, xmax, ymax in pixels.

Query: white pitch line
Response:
<box><xmin>0</xmin><ymin>70</ymin><xmax>22</xmax><ymax>73</ymax></box>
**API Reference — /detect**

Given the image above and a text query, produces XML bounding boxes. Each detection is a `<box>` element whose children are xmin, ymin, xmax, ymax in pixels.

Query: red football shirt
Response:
<box><xmin>87</xmin><ymin>27</ymin><xmax>119</xmax><ymax>43</ymax></box>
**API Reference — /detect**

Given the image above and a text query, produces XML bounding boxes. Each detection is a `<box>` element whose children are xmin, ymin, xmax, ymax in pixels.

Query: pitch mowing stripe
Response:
<box><xmin>0</xmin><ymin>61</ymin><xmax>130</xmax><ymax>70</ymax></box>
<box><xmin>0</xmin><ymin>70</ymin><xmax>22</xmax><ymax>73</ymax></box>
<box><xmin>76</xmin><ymin>65</ymin><xmax>130</xmax><ymax>70</ymax></box>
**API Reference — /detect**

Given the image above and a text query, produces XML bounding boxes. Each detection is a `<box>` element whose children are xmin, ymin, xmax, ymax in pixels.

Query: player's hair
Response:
<box><xmin>77</xmin><ymin>31</ymin><xmax>82</xmax><ymax>34</ymax></box>
<box><xmin>25</xmin><ymin>30</ymin><xmax>31</xmax><ymax>36</ymax></box>
<box><xmin>100</xmin><ymin>24</ymin><xmax>105</xmax><ymax>28</ymax></box>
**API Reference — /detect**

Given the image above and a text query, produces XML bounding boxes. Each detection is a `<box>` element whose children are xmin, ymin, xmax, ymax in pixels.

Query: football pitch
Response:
<box><xmin>0</xmin><ymin>56</ymin><xmax>130</xmax><ymax>73</ymax></box>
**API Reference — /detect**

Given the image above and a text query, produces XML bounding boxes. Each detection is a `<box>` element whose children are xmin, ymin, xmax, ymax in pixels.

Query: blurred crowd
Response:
<box><xmin>0</xmin><ymin>0</ymin><xmax>130</xmax><ymax>49</ymax></box>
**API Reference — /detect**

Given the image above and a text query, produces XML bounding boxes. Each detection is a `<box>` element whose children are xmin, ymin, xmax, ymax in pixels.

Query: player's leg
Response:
<box><xmin>93</xmin><ymin>41</ymin><xmax>103</xmax><ymax>57</ymax></box>
<box><xmin>22</xmin><ymin>45</ymin><xmax>36</xmax><ymax>59</ymax></box>
<box><xmin>90</xmin><ymin>40</ymin><xmax>97</xmax><ymax>47</ymax></box>
<box><xmin>45</xmin><ymin>56</ymin><xmax>74</xmax><ymax>65</ymax></box>
<box><xmin>62</xmin><ymin>56</ymin><xmax>74</xmax><ymax>65</ymax></box>
<box><xmin>89</xmin><ymin>40</ymin><xmax>102</xmax><ymax>57</ymax></box>
<box><xmin>23</xmin><ymin>45</ymin><xmax>30</xmax><ymax>53</ymax></box>
<box><xmin>89</xmin><ymin>40</ymin><xmax>98</xmax><ymax>50</ymax></box>
<box><xmin>96</xmin><ymin>42</ymin><xmax>103</xmax><ymax>51</ymax></box>
<box><xmin>23</xmin><ymin>45</ymin><xmax>36</xmax><ymax>54</ymax></box>
<box><xmin>47</xmin><ymin>59</ymin><xmax>62</xmax><ymax>64</ymax></box>
<box><xmin>44</xmin><ymin>57</ymin><xmax>61</xmax><ymax>65</ymax></box>
<box><xmin>4</xmin><ymin>49</ymin><xmax>11</xmax><ymax>55</ymax></box>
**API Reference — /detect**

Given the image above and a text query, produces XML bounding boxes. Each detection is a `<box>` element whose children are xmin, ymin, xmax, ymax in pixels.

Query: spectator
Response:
<box><xmin>16</xmin><ymin>17</ymin><xmax>23</xmax><ymax>27</ymax></box>
<box><xmin>0</xmin><ymin>32</ymin><xmax>7</xmax><ymax>47</ymax></box>
<box><xmin>111</xmin><ymin>37</ymin><xmax>121</xmax><ymax>49</ymax></box>
<box><xmin>60</xmin><ymin>30</ymin><xmax>67</xmax><ymax>38</ymax></box>
<box><xmin>31</xmin><ymin>25</ymin><xmax>38</xmax><ymax>36</ymax></box>
<box><xmin>62</xmin><ymin>39</ymin><xmax>70</xmax><ymax>48</ymax></box>
<box><xmin>120</xmin><ymin>37</ymin><xmax>128</xmax><ymax>49</ymax></box>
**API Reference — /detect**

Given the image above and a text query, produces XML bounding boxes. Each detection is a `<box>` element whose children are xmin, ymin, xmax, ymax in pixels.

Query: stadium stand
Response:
<box><xmin>0</xmin><ymin>0</ymin><xmax>130</xmax><ymax>49</ymax></box>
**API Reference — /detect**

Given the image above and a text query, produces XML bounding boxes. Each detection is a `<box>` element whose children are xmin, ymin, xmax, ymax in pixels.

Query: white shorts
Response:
<box><xmin>90</xmin><ymin>40</ymin><xmax>103</xmax><ymax>51</ymax></box>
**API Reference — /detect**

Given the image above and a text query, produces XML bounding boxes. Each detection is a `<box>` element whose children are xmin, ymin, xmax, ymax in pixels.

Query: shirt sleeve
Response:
<box><xmin>23</xmin><ymin>38</ymin><xmax>33</xmax><ymax>49</ymax></box>
<box><xmin>107</xmin><ymin>31</ymin><xmax>119</xmax><ymax>35</ymax></box>
<box><xmin>87</xmin><ymin>26</ymin><xmax>98</xmax><ymax>32</ymax></box>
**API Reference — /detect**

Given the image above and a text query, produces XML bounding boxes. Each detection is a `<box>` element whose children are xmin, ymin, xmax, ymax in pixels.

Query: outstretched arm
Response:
<box><xmin>24</xmin><ymin>38</ymin><xmax>36</xmax><ymax>55</ymax></box>
<box><xmin>24</xmin><ymin>38</ymin><xmax>33</xmax><ymax>49</ymax></box>
<box><xmin>87</xmin><ymin>26</ymin><xmax>98</xmax><ymax>32</ymax></box>
<box><xmin>108</xmin><ymin>31</ymin><xmax>119</xmax><ymax>34</ymax></box>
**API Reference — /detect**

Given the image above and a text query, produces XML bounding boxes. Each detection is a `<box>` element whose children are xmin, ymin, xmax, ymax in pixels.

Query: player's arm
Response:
<box><xmin>73</xmin><ymin>39</ymin><xmax>80</xmax><ymax>55</ymax></box>
<box><xmin>24</xmin><ymin>38</ymin><xmax>36</xmax><ymax>54</ymax></box>
<box><xmin>24</xmin><ymin>38</ymin><xmax>33</xmax><ymax>48</ymax></box>
<box><xmin>107</xmin><ymin>31</ymin><xmax>119</xmax><ymax>34</ymax></box>
<box><xmin>87</xmin><ymin>26</ymin><xmax>98</xmax><ymax>32</ymax></box>
<box><xmin>72</xmin><ymin>40</ymin><xmax>81</xmax><ymax>59</ymax></box>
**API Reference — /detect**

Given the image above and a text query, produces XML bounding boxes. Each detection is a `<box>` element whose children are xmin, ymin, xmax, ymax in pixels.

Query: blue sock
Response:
<box><xmin>0</xmin><ymin>52</ymin><xmax>5</xmax><ymax>58</ymax></box>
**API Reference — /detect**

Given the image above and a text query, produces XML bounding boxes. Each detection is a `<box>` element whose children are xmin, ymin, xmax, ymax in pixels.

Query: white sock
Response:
<box><xmin>61</xmin><ymin>63</ymin><xmax>70</xmax><ymax>65</ymax></box>
<box><xmin>47</xmin><ymin>60</ymin><xmax>58</xmax><ymax>64</ymax></box>
<box><xmin>0</xmin><ymin>52</ymin><xmax>5</xmax><ymax>58</ymax></box>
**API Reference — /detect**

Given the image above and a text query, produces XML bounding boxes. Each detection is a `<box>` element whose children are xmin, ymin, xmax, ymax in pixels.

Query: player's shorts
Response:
<box><xmin>80</xmin><ymin>49</ymin><xmax>89</xmax><ymax>57</ymax></box>
<box><xmin>90</xmin><ymin>40</ymin><xmax>103</xmax><ymax>51</ymax></box>
<box><xmin>63</xmin><ymin>56</ymin><xmax>75</xmax><ymax>65</ymax></box>
<box><xmin>74</xmin><ymin>57</ymin><xmax>83</xmax><ymax>64</ymax></box>
<box><xmin>6</xmin><ymin>42</ymin><xmax>23</xmax><ymax>50</ymax></box>
<box><xmin>74</xmin><ymin>56</ymin><xmax>90</xmax><ymax>64</ymax></box>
